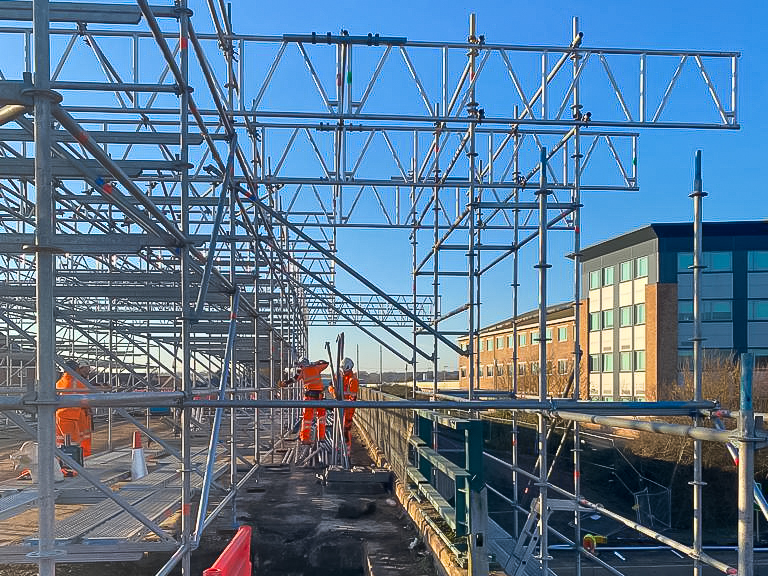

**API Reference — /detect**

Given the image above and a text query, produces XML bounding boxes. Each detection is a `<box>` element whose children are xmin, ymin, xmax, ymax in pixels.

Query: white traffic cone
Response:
<box><xmin>130</xmin><ymin>431</ymin><xmax>148</xmax><ymax>480</ymax></box>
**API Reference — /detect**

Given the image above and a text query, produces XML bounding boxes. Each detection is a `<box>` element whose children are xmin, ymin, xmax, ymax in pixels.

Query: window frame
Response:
<box><xmin>619</xmin><ymin>351</ymin><xmax>632</xmax><ymax>372</ymax></box>
<box><xmin>603</xmin><ymin>266</ymin><xmax>615</xmax><ymax>286</ymax></box>
<box><xmin>636</xmin><ymin>256</ymin><xmax>648</xmax><ymax>278</ymax></box>
<box><xmin>634</xmin><ymin>350</ymin><xmax>646</xmax><ymax>371</ymax></box>
<box><xmin>602</xmin><ymin>353</ymin><xmax>614</xmax><ymax>372</ymax></box>
<box><xmin>589</xmin><ymin>270</ymin><xmax>601</xmax><ymax>290</ymax></box>
<box><xmin>620</xmin><ymin>260</ymin><xmax>633</xmax><ymax>282</ymax></box>
<box><xmin>749</xmin><ymin>300</ymin><xmax>768</xmax><ymax>321</ymax></box>
<box><xmin>634</xmin><ymin>303</ymin><xmax>646</xmax><ymax>325</ymax></box>
<box><xmin>558</xmin><ymin>326</ymin><xmax>568</xmax><ymax>342</ymax></box>
<box><xmin>619</xmin><ymin>305</ymin><xmax>633</xmax><ymax>327</ymax></box>
<box><xmin>748</xmin><ymin>251</ymin><xmax>768</xmax><ymax>271</ymax></box>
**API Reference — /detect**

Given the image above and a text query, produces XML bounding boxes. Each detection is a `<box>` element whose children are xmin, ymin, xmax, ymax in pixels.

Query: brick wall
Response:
<box><xmin>647</xmin><ymin>283</ymin><xmax>678</xmax><ymax>400</ymax></box>
<box><xmin>458</xmin><ymin>313</ymin><xmax>579</xmax><ymax>395</ymax></box>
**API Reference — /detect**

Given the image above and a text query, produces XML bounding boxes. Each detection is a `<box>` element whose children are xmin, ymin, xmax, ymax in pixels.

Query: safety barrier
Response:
<box><xmin>356</xmin><ymin>387</ymin><xmax>488</xmax><ymax>575</ymax></box>
<box><xmin>202</xmin><ymin>525</ymin><xmax>252</xmax><ymax>576</ymax></box>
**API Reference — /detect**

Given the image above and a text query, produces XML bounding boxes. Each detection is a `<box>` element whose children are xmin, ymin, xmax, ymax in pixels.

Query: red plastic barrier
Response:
<box><xmin>202</xmin><ymin>525</ymin><xmax>252</xmax><ymax>576</ymax></box>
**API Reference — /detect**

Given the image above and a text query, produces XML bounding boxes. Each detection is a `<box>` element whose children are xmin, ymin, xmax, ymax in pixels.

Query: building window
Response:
<box><xmin>546</xmin><ymin>361</ymin><xmax>554</xmax><ymax>375</ymax></box>
<box><xmin>531</xmin><ymin>362</ymin><xmax>540</xmax><ymax>374</ymax></box>
<box><xmin>496</xmin><ymin>336</ymin><xmax>504</xmax><ymax>349</ymax></box>
<box><xmin>635</xmin><ymin>303</ymin><xmax>646</xmax><ymax>325</ymax></box>
<box><xmin>748</xmin><ymin>251</ymin><xmax>768</xmax><ymax>271</ymax></box>
<box><xmin>485</xmin><ymin>365</ymin><xmax>492</xmax><ymax>377</ymax></box>
<box><xmin>603</xmin><ymin>353</ymin><xmax>614</xmax><ymax>372</ymax></box>
<box><xmin>603</xmin><ymin>266</ymin><xmax>615</xmax><ymax>286</ymax></box>
<box><xmin>636</xmin><ymin>256</ymin><xmax>648</xmax><ymax>278</ymax></box>
<box><xmin>558</xmin><ymin>326</ymin><xmax>568</xmax><ymax>341</ymax></box>
<box><xmin>518</xmin><ymin>363</ymin><xmax>526</xmax><ymax>375</ymax></box>
<box><xmin>460</xmin><ymin>367</ymin><xmax>466</xmax><ymax>378</ymax></box>
<box><xmin>708</xmin><ymin>252</ymin><xmax>732</xmax><ymax>271</ymax></box>
<box><xmin>507</xmin><ymin>335</ymin><xmax>514</xmax><ymax>348</ymax></box>
<box><xmin>679</xmin><ymin>300</ymin><xmax>693</xmax><ymax>322</ymax></box>
<box><xmin>620</xmin><ymin>306</ymin><xmax>633</xmax><ymax>327</ymax></box>
<box><xmin>753</xmin><ymin>350</ymin><xmax>768</xmax><ymax>371</ymax></box>
<box><xmin>486</xmin><ymin>339</ymin><xmax>493</xmax><ymax>351</ymax></box>
<box><xmin>589</xmin><ymin>312</ymin><xmax>601</xmax><ymax>331</ymax></box>
<box><xmin>635</xmin><ymin>350</ymin><xmax>646</xmax><ymax>371</ymax></box>
<box><xmin>532</xmin><ymin>331</ymin><xmax>540</xmax><ymax>343</ymax></box>
<box><xmin>496</xmin><ymin>364</ymin><xmax>504</xmax><ymax>376</ymax></box>
<box><xmin>678</xmin><ymin>252</ymin><xmax>733</xmax><ymax>273</ymax></box>
<box><xmin>546</xmin><ymin>328</ymin><xmax>553</xmax><ymax>341</ymax></box>
<box><xmin>603</xmin><ymin>309</ymin><xmax>614</xmax><ymax>329</ymax></box>
<box><xmin>620</xmin><ymin>260</ymin><xmax>632</xmax><ymax>282</ymax></box>
<box><xmin>589</xmin><ymin>354</ymin><xmax>601</xmax><ymax>372</ymax></box>
<box><xmin>749</xmin><ymin>300</ymin><xmax>768</xmax><ymax>321</ymax></box>
<box><xmin>620</xmin><ymin>351</ymin><xmax>632</xmax><ymax>371</ymax></box>
<box><xmin>589</xmin><ymin>270</ymin><xmax>601</xmax><ymax>290</ymax></box>
<box><xmin>707</xmin><ymin>301</ymin><xmax>732</xmax><ymax>321</ymax></box>
<box><xmin>557</xmin><ymin>359</ymin><xmax>568</xmax><ymax>375</ymax></box>
<box><xmin>519</xmin><ymin>333</ymin><xmax>527</xmax><ymax>347</ymax></box>
<box><xmin>680</xmin><ymin>300</ymin><xmax>733</xmax><ymax>321</ymax></box>
<box><xmin>678</xmin><ymin>252</ymin><xmax>693</xmax><ymax>273</ymax></box>
<box><xmin>507</xmin><ymin>364</ymin><xmax>514</xmax><ymax>375</ymax></box>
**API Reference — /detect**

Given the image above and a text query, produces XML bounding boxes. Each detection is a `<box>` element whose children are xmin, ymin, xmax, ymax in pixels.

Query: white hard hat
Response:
<box><xmin>342</xmin><ymin>357</ymin><xmax>354</xmax><ymax>372</ymax></box>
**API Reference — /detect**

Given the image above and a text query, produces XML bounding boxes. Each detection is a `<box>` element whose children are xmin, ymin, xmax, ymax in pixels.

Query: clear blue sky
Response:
<box><xmin>209</xmin><ymin>0</ymin><xmax>766</xmax><ymax>373</ymax></box>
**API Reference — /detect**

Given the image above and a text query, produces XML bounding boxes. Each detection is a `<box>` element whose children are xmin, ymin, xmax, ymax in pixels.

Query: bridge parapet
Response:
<box><xmin>356</xmin><ymin>387</ymin><xmax>489</xmax><ymax>575</ymax></box>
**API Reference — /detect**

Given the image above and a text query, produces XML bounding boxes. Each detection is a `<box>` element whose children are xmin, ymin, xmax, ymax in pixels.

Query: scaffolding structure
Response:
<box><xmin>0</xmin><ymin>2</ymin><xmax>751</xmax><ymax>575</ymax></box>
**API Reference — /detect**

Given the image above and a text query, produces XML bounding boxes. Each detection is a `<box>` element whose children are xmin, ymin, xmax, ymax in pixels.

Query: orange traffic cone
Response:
<box><xmin>131</xmin><ymin>431</ymin><xmax>148</xmax><ymax>480</ymax></box>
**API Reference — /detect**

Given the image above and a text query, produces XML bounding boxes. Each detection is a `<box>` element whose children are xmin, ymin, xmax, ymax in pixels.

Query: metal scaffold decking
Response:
<box><xmin>0</xmin><ymin>1</ymin><xmax>755</xmax><ymax>576</ymax></box>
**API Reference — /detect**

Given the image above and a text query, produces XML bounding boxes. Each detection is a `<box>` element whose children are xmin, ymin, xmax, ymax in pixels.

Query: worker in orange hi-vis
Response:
<box><xmin>55</xmin><ymin>359</ymin><xmax>93</xmax><ymax>458</ymax></box>
<box><xmin>330</xmin><ymin>357</ymin><xmax>359</xmax><ymax>455</ymax></box>
<box><xmin>279</xmin><ymin>358</ymin><xmax>329</xmax><ymax>445</ymax></box>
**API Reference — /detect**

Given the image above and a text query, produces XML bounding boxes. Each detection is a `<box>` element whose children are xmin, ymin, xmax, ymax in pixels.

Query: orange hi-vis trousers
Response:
<box><xmin>55</xmin><ymin>408</ymin><xmax>92</xmax><ymax>457</ymax></box>
<box><xmin>299</xmin><ymin>390</ymin><xmax>326</xmax><ymax>443</ymax></box>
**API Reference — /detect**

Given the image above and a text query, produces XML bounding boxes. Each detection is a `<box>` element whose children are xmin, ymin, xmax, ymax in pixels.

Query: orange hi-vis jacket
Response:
<box><xmin>56</xmin><ymin>373</ymin><xmax>88</xmax><ymax>419</ymax></box>
<box><xmin>300</xmin><ymin>361</ymin><xmax>328</xmax><ymax>392</ymax></box>
<box><xmin>331</xmin><ymin>371</ymin><xmax>359</xmax><ymax>400</ymax></box>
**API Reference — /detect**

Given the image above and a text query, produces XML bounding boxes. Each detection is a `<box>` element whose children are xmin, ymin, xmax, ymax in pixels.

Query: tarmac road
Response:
<box><xmin>548</xmin><ymin>547</ymin><xmax>768</xmax><ymax>575</ymax></box>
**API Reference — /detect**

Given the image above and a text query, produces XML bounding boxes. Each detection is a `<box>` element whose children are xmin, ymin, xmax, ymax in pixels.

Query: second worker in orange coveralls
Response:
<box><xmin>55</xmin><ymin>359</ymin><xmax>93</xmax><ymax>459</ymax></box>
<box><xmin>330</xmin><ymin>357</ymin><xmax>359</xmax><ymax>456</ymax></box>
<box><xmin>280</xmin><ymin>357</ymin><xmax>330</xmax><ymax>445</ymax></box>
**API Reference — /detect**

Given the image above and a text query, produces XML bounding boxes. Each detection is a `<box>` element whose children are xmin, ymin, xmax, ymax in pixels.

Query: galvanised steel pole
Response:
<box><xmin>228</xmin><ymin>37</ymin><xmax>239</xmax><ymax>522</ymax></box>
<box><xmin>536</xmin><ymin>145</ymin><xmax>551</xmax><ymax>574</ymax></box>
<box><xmin>571</xmin><ymin>17</ymin><xmax>583</xmax><ymax>576</ymax></box>
<box><xmin>512</xmin><ymin>105</ymin><xmax>520</xmax><ymax>398</ymax></box>
<box><xmin>412</xmin><ymin>134</ymin><xmax>419</xmax><ymax>394</ymax></box>
<box><xmin>738</xmin><ymin>353</ymin><xmax>755</xmax><ymax>576</ymax></box>
<box><xmin>254</xmin><ymin>235</ymin><xmax>261</xmax><ymax>465</ymax></box>
<box><xmin>178</xmin><ymin>2</ymin><xmax>194</xmax><ymax>573</ymax></box>
<box><xmin>691</xmin><ymin>149</ymin><xmax>706</xmax><ymax>576</ymax></box>
<box><xmin>467</xmin><ymin>13</ymin><xmax>478</xmax><ymax>402</ymax></box>
<box><xmin>433</xmin><ymin>105</ymin><xmax>441</xmax><ymax>398</ymax></box>
<box><xmin>511</xmin><ymin>104</ymin><xmax>520</xmax><ymax>537</ymax></box>
<box><xmin>32</xmin><ymin>1</ymin><xmax>58</xmax><ymax>574</ymax></box>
